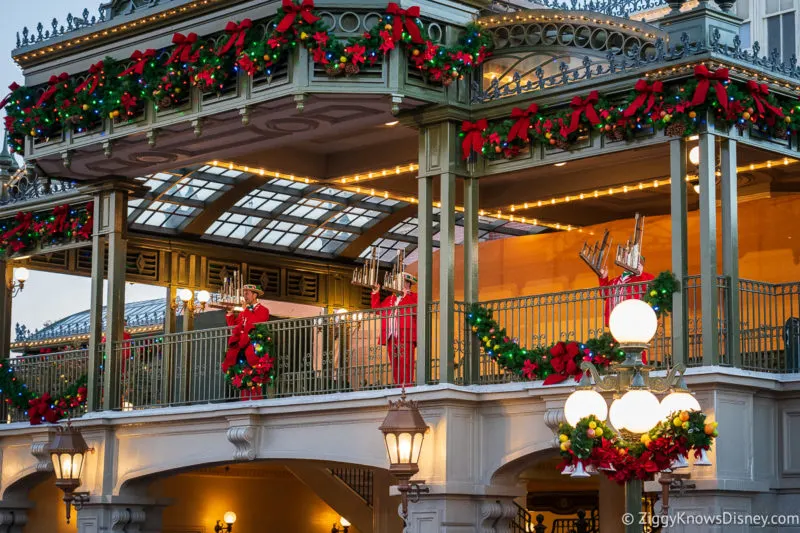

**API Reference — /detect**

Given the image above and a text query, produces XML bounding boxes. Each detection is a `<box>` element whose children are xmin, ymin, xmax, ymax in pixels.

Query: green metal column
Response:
<box><xmin>0</xmin><ymin>261</ymin><xmax>13</xmax><ymax>358</ymax></box>
<box><xmin>463</xmin><ymin>176</ymin><xmax>480</xmax><ymax>384</ymax></box>
<box><xmin>438</xmin><ymin>172</ymin><xmax>456</xmax><ymax>384</ymax></box>
<box><xmin>624</xmin><ymin>479</ymin><xmax>643</xmax><ymax>533</ymax></box>
<box><xmin>669</xmin><ymin>138</ymin><xmax>689</xmax><ymax>367</ymax></box>
<box><xmin>104</xmin><ymin>190</ymin><xmax>128</xmax><ymax>411</ymax></box>
<box><xmin>698</xmin><ymin>132</ymin><xmax>718</xmax><ymax>366</ymax></box>
<box><xmin>87</xmin><ymin>204</ymin><xmax>106</xmax><ymax>412</ymax></box>
<box><xmin>721</xmin><ymin>138</ymin><xmax>740</xmax><ymax>366</ymax></box>
<box><xmin>416</xmin><ymin>175</ymin><xmax>433</xmax><ymax>385</ymax></box>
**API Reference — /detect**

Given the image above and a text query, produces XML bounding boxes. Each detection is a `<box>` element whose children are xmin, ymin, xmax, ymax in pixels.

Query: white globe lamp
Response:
<box><xmin>660</xmin><ymin>391</ymin><xmax>701</xmax><ymax>417</ymax></box>
<box><xmin>178</xmin><ymin>288</ymin><xmax>193</xmax><ymax>302</ymax></box>
<box><xmin>613</xmin><ymin>389</ymin><xmax>662</xmax><ymax>434</ymax></box>
<box><xmin>608</xmin><ymin>398</ymin><xmax>626</xmax><ymax>432</ymax></box>
<box><xmin>689</xmin><ymin>145</ymin><xmax>700</xmax><ymax>166</ymax></box>
<box><xmin>609</xmin><ymin>299</ymin><xmax>658</xmax><ymax>345</ymax></box>
<box><xmin>564</xmin><ymin>389</ymin><xmax>608</xmax><ymax>426</ymax></box>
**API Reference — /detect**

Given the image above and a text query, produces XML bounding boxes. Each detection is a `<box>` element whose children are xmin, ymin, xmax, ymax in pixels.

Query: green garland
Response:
<box><xmin>643</xmin><ymin>271</ymin><xmax>680</xmax><ymax>317</ymax></box>
<box><xmin>466</xmin><ymin>270</ymin><xmax>680</xmax><ymax>382</ymax></box>
<box><xmin>2</xmin><ymin>2</ymin><xmax>492</xmax><ymax>153</ymax></box>
<box><xmin>466</xmin><ymin>66</ymin><xmax>799</xmax><ymax>161</ymax></box>
<box><xmin>0</xmin><ymin>202</ymin><xmax>93</xmax><ymax>258</ymax></box>
<box><xmin>558</xmin><ymin>410</ymin><xmax>718</xmax><ymax>484</ymax></box>
<box><xmin>0</xmin><ymin>359</ymin><xmax>87</xmax><ymax>425</ymax></box>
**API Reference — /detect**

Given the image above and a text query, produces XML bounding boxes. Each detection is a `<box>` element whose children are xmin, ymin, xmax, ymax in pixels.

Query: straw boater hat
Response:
<box><xmin>242</xmin><ymin>284</ymin><xmax>264</xmax><ymax>296</ymax></box>
<box><xmin>402</xmin><ymin>272</ymin><xmax>418</xmax><ymax>285</ymax></box>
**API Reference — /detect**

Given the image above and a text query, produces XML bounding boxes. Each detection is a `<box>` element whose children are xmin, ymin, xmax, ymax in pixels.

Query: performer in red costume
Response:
<box><xmin>221</xmin><ymin>284</ymin><xmax>270</xmax><ymax>400</ymax></box>
<box><xmin>371</xmin><ymin>273</ymin><xmax>418</xmax><ymax>387</ymax></box>
<box><xmin>597</xmin><ymin>266</ymin><xmax>655</xmax><ymax>327</ymax></box>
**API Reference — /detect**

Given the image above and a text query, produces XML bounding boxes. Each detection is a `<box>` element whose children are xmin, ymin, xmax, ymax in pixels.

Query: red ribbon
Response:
<box><xmin>167</xmin><ymin>32</ymin><xmax>200</xmax><ymax>64</ymax></box>
<box><xmin>120</xmin><ymin>49</ymin><xmax>157</xmax><ymax>77</ymax></box>
<box><xmin>565</xmin><ymin>91</ymin><xmax>601</xmax><ymax>135</ymax></box>
<box><xmin>690</xmin><ymin>65</ymin><xmax>729</xmax><ymax>112</ymax></box>
<box><xmin>386</xmin><ymin>2</ymin><xmax>423</xmax><ymax>44</ymax></box>
<box><xmin>121</xmin><ymin>93</ymin><xmax>138</xmax><ymax>111</ymax></box>
<box><xmin>75</xmin><ymin>61</ymin><xmax>105</xmax><ymax>95</ymax></box>
<box><xmin>461</xmin><ymin>119</ymin><xmax>487</xmax><ymax>159</ymax></box>
<box><xmin>746</xmin><ymin>80</ymin><xmax>784</xmax><ymax>123</ymax></box>
<box><xmin>507</xmin><ymin>103</ymin><xmax>538</xmax><ymax>142</ymax></box>
<box><xmin>50</xmin><ymin>205</ymin><xmax>70</xmax><ymax>234</ymax></box>
<box><xmin>0</xmin><ymin>82</ymin><xmax>20</xmax><ymax>110</ymax></box>
<box><xmin>276</xmin><ymin>0</ymin><xmax>320</xmax><ymax>34</ymax></box>
<box><xmin>623</xmin><ymin>79</ymin><xmax>663</xmax><ymax>118</ymax></box>
<box><xmin>2</xmin><ymin>212</ymin><xmax>33</xmax><ymax>241</ymax></box>
<box><xmin>217</xmin><ymin>19</ymin><xmax>253</xmax><ymax>56</ymax></box>
<box><xmin>36</xmin><ymin>73</ymin><xmax>69</xmax><ymax>107</ymax></box>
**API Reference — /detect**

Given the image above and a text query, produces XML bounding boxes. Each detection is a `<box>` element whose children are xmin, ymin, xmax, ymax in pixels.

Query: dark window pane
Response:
<box><xmin>782</xmin><ymin>13</ymin><xmax>795</xmax><ymax>61</ymax></box>
<box><xmin>767</xmin><ymin>15</ymin><xmax>781</xmax><ymax>56</ymax></box>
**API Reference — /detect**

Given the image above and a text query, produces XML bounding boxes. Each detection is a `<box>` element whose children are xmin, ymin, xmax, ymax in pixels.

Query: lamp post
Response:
<box><xmin>563</xmin><ymin>299</ymin><xmax>711</xmax><ymax>533</ymax></box>
<box><xmin>214</xmin><ymin>511</ymin><xmax>236</xmax><ymax>532</ymax></box>
<box><xmin>49</xmin><ymin>424</ymin><xmax>94</xmax><ymax>524</ymax></box>
<box><xmin>379</xmin><ymin>390</ymin><xmax>430</xmax><ymax>522</ymax></box>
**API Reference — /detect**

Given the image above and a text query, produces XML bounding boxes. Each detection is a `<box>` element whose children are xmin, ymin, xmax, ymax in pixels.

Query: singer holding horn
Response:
<box><xmin>371</xmin><ymin>273</ymin><xmax>418</xmax><ymax>387</ymax></box>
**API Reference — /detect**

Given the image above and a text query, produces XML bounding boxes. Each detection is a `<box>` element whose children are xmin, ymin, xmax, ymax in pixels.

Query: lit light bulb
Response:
<box><xmin>196</xmin><ymin>290</ymin><xmax>211</xmax><ymax>303</ymax></box>
<box><xmin>608</xmin><ymin>299</ymin><xmax>658</xmax><ymax>344</ymax></box>
<box><xmin>689</xmin><ymin>146</ymin><xmax>700</xmax><ymax>166</ymax></box>
<box><xmin>564</xmin><ymin>389</ymin><xmax>608</xmax><ymax>426</ymax></box>
<box><xmin>223</xmin><ymin>511</ymin><xmax>237</xmax><ymax>525</ymax></box>
<box><xmin>178</xmin><ymin>288</ymin><xmax>193</xmax><ymax>302</ymax></box>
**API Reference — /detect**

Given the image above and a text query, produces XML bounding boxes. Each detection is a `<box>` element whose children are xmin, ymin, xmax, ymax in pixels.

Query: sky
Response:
<box><xmin>1</xmin><ymin>1</ymin><xmax>166</xmax><ymax>336</ymax></box>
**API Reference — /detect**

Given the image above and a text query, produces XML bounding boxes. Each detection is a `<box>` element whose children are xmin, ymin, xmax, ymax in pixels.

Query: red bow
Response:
<box><xmin>75</xmin><ymin>61</ymin><xmax>105</xmax><ymax>95</ymax></box>
<box><xmin>690</xmin><ymin>65</ymin><xmax>729</xmax><ymax>111</ymax></box>
<box><xmin>565</xmin><ymin>91</ymin><xmax>601</xmax><ymax>136</ymax></box>
<box><xmin>746</xmin><ymin>80</ymin><xmax>784</xmax><ymax>124</ymax></box>
<box><xmin>120</xmin><ymin>49</ymin><xmax>156</xmax><ymax>77</ymax></box>
<box><xmin>623</xmin><ymin>79</ymin><xmax>663</xmax><ymax>118</ymax></box>
<box><xmin>386</xmin><ymin>3</ymin><xmax>423</xmax><ymax>44</ymax></box>
<box><xmin>50</xmin><ymin>205</ymin><xmax>70</xmax><ymax>235</ymax></box>
<box><xmin>120</xmin><ymin>93</ymin><xmax>138</xmax><ymax>112</ymax></box>
<box><xmin>543</xmin><ymin>341</ymin><xmax>582</xmax><ymax>385</ymax></box>
<box><xmin>461</xmin><ymin>119</ymin><xmax>487</xmax><ymax>159</ymax></box>
<box><xmin>167</xmin><ymin>32</ymin><xmax>200</xmax><ymax>64</ymax></box>
<box><xmin>217</xmin><ymin>19</ymin><xmax>253</xmax><ymax>56</ymax></box>
<box><xmin>276</xmin><ymin>0</ymin><xmax>320</xmax><ymax>33</ymax></box>
<box><xmin>0</xmin><ymin>82</ymin><xmax>20</xmax><ymax>110</ymax></box>
<box><xmin>36</xmin><ymin>73</ymin><xmax>70</xmax><ymax>107</ymax></box>
<box><xmin>2</xmin><ymin>212</ymin><xmax>33</xmax><ymax>241</ymax></box>
<box><xmin>507</xmin><ymin>103</ymin><xmax>538</xmax><ymax>143</ymax></box>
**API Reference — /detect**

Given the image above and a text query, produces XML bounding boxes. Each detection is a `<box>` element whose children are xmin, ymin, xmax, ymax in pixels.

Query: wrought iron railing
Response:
<box><xmin>738</xmin><ymin>279</ymin><xmax>800</xmax><ymax>373</ymax></box>
<box><xmin>0</xmin><ymin>349</ymin><xmax>88</xmax><ymax>423</ymax></box>
<box><xmin>330</xmin><ymin>467</ymin><xmax>374</xmax><ymax>507</ymax></box>
<box><xmin>512</xmin><ymin>502</ymin><xmax>534</xmax><ymax>533</ymax></box>
<box><xmin>114</xmin><ymin>307</ymin><xmax>413</xmax><ymax>409</ymax></box>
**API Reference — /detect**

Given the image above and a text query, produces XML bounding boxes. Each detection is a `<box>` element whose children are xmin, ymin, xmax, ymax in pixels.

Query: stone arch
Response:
<box><xmin>489</xmin><ymin>444</ymin><xmax>560</xmax><ymax>487</ymax></box>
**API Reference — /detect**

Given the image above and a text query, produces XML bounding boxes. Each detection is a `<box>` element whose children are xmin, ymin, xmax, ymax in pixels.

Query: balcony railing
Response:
<box><xmin>1</xmin><ymin>278</ymin><xmax>799</xmax><ymax>422</ymax></box>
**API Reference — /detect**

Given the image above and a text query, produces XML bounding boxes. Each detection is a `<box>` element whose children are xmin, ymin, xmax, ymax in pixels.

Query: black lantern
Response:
<box><xmin>49</xmin><ymin>424</ymin><xmax>92</xmax><ymax>523</ymax></box>
<box><xmin>378</xmin><ymin>391</ymin><xmax>429</xmax><ymax>519</ymax></box>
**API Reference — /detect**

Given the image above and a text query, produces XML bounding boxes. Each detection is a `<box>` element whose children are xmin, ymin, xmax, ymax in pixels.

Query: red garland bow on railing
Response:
<box><xmin>120</xmin><ymin>49</ymin><xmax>157</xmax><ymax>77</ymax></box>
<box><xmin>276</xmin><ymin>0</ymin><xmax>320</xmax><ymax>33</ymax></box>
<box><xmin>565</xmin><ymin>90</ymin><xmax>601</xmax><ymax>136</ymax></box>
<box><xmin>50</xmin><ymin>205</ymin><xmax>70</xmax><ymax>235</ymax></box>
<box><xmin>217</xmin><ymin>19</ymin><xmax>253</xmax><ymax>56</ymax></box>
<box><xmin>120</xmin><ymin>94</ymin><xmax>138</xmax><ymax>112</ymax></box>
<box><xmin>1</xmin><ymin>212</ymin><xmax>33</xmax><ymax>241</ymax></box>
<box><xmin>690</xmin><ymin>64</ymin><xmax>729</xmax><ymax>112</ymax></box>
<box><xmin>542</xmin><ymin>341</ymin><xmax>583</xmax><ymax>385</ymax></box>
<box><xmin>623</xmin><ymin>79</ymin><xmax>663</xmax><ymax>118</ymax></box>
<box><xmin>461</xmin><ymin>119</ymin><xmax>487</xmax><ymax>159</ymax></box>
<box><xmin>167</xmin><ymin>32</ymin><xmax>200</xmax><ymax>64</ymax></box>
<box><xmin>0</xmin><ymin>82</ymin><xmax>20</xmax><ymax>110</ymax></box>
<box><xmin>36</xmin><ymin>73</ymin><xmax>70</xmax><ymax>107</ymax></box>
<box><xmin>386</xmin><ymin>2</ymin><xmax>424</xmax><ymax>44</ymax></box>
<box><xmin>75</xmin><ymin>61</ymin><xmax>105</xmax><ymax>95</ymax></box>
<box><xmin>746</xmin><ymin>80</ymin><xmax>784</xmax><ymax>124</ymax></box>
<box><xmin>507</xmin><ymin>103</ymin><xmax>539</xmax><ymax>142</ymax></box>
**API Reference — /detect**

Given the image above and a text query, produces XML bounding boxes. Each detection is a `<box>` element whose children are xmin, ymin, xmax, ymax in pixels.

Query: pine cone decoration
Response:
<box><xmin>159</xmin><ymin>96</ymin><xmax>172</xmax><ymax>109</ymax></box>
<box><xmin>344</xmin><ymin>63</ymin><xmax>360</xmax><ymax>76</ymax></box>
<box><xmin>664</xmin><ymin>121</ymin><xmax>686</xmax><ymax>137</ymax></box>
<box><xmin>606</xmin><ymin>128</ymin><xmax>626</xmax><ymax>142</ymax></box>
<box><xmin>325</xmin><ymin>64</ymin><xmax>340</xmax><ymax>77</ymax></box>
<box><xmin>554</xmin><ymin>139</ymin><xmax>570</xmax><ymax>151</ymax></box>
<box><xmin>69</xmin><ymin>115</ymin><xmax>81</xmax><ymax>125</ymax></box>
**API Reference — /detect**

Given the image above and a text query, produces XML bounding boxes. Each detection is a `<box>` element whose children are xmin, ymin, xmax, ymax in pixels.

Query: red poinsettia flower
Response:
<box><xmin>312</xmin><ymin>48</ymin><xmax>329</xmax><ymax>64</ymax></box>
<box><xmin>345</xmin><ymin>44</ymin><xmax>366</xmax><ymax>65</ymax></box>
<box><xmin>231</xmin><ymin>374</ymin><xmax>243</xmax><ymax>388</ymax></box>
<box><xmin>313</xmin><ymin>32</ymin><xmax>329</xmax><ymax>47</ymax></box>
<box><xmin>521</xmin><ymin>359</ymin><xmax>539</xmax><ymax>380</ymax></box>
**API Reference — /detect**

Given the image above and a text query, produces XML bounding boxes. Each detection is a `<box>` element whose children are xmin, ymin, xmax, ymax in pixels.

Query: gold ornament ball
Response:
<box><xmin>385</xmin><ymin>23</ymin><xmax>392</xmax><ymax>31</ymax></box>
<box><xmin>471</xmin><ymin>326</ymin><xmax>478</xmax><ymax>333</ymax></box>
<box><xmin>588</xmin><ymin>421</ymin><xmax>597</xmax><ymax>429</ymax></box>
<box><xmin>786</xmin><ymin>116</ymin><xmax>792</xmax><ymax>123</ymax></box>
<box><xmin>412</xmin><ymin>49</ymin><xmax>420</xmax><ymax>56</ymax></box>
<box><xmin>673</xmin><ymin>417</ymin><xmax>682</xmax><ymax>427</ymax></box>
<box><xmin>82</xmin><ymin>104</ymin><xmax>90</xmax><ymax>111</ymax></box>
<box><xmin>595</xmin><ymin>427</ymin><xmax>603</xmax><ymax>437</ymax></box>
<box><xmin>300</xmin><ymin>32</ymin><xmax>308</xmax><ymax>40</ymax></box>
<box><xmin>559</xmin><ymin>434</ymin><xmax>568</xmax><ymax>442</ymax></box>
<box><xmin>650</xmin><ymin>290</ymin><xmax>657</xmax><ymax>297</ymax></box>
<box><xmin>494</xmin><ymin>145</ymin><xmax>502</xmax><ymax>153</ymax></box>
<box><xmin>664</xmin><ymin>114</ymin><xmax>672</xmax><ymax>122</ymax></box>
<box><xmin>689</xmin><ymin>111</ymin><xmax>697</xmax><ymax>118</ymax></box>
<box><xmin>339</xmin><ymin>55</ymin><xmax>348</xmax><ymax>63</ymax></box>
<box><xmin>743</xmin><ymin>112</ymin><xmax>751</xmax><ymax>120</ymax></box>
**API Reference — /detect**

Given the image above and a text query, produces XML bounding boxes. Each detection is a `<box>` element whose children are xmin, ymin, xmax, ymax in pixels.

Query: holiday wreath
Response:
<box><xmin>224</xmin><ymin>323</ymin><xmax>276</xmax><ymax>392</ymax></box>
